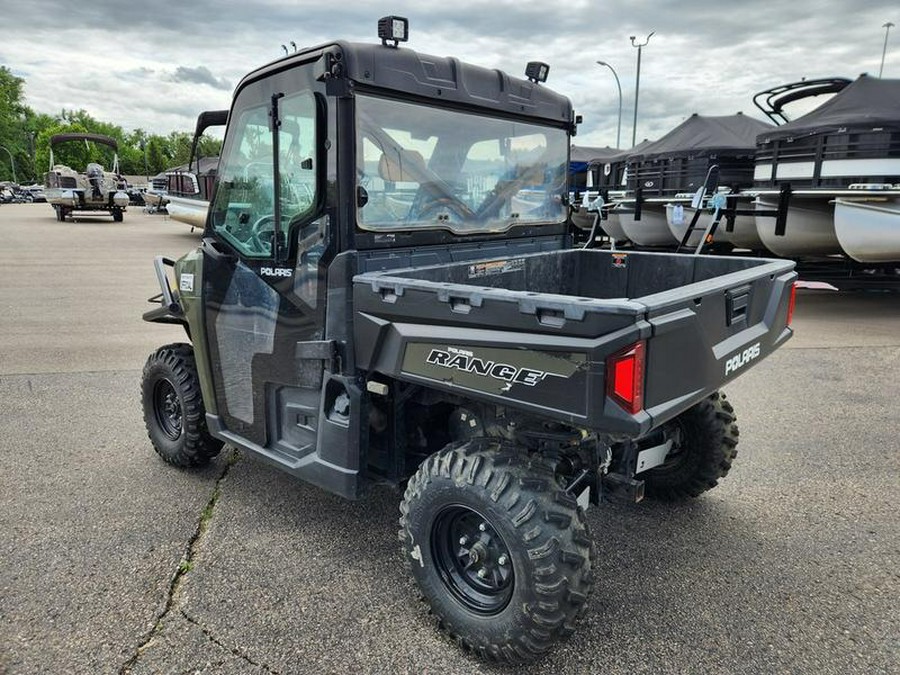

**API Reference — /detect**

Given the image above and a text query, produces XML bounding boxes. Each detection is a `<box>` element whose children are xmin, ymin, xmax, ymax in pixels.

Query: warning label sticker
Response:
<box><xmin>467</xmin><ymin>258</ymin><xmax>525</xmax><ymax>279</ymax></box>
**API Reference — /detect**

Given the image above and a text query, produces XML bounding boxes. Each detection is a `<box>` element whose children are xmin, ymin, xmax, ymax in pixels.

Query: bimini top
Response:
<box><xmin>570</xmin><ymin>145</ymin><xmax>620</xmax><ymax>172</ymax></box>
<box><xmin>759</xmin><ymin>75</ymin><xmax>900</xmax><ymax>142</ymax></box>
<box><xmin>49</xmin><ymin>133</ymin><xmax>118</xmax><ymax>150</ymax></box>
<box><xmin>238</xmin><ymin>41</ymin><xmax>574</xmax><ymax>128</ymax></box>
<box><xmin>630</xmin><ymin>113</ymin><xmax>771</xmax><ymax>161</ymax></box>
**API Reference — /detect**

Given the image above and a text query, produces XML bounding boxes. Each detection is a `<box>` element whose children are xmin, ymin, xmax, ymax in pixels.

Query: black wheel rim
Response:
<box><xmin>153</xmin><ymin>379</ymin><xmax>183</xmax><ymax>440</ymax></box>
<box><xmin>431</xmin><ymin>505</ymin><xmax>514</xmax><ymax>615</ymax></box>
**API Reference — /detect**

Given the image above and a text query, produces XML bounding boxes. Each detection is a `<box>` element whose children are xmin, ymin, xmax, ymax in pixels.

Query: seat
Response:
<box><xmin>378</xmin><ymin>149</ymin><xmax>425</xmax><ymax>183</ymax></box>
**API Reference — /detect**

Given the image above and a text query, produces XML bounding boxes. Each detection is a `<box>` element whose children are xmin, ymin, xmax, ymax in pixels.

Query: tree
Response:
<box><xmin>2</xmin><ymin>69</ymin><xmax>224</xmax><ymax>184</ymax></box>
<box><xmin>0</xmin><ymin>66</ymin><xmax>29</xmax><ymax>182</ymax></box>
<box><xmin>196</xmin><ymin>135</ymin><xmax>223</xmax><ymax>160</ymax></box>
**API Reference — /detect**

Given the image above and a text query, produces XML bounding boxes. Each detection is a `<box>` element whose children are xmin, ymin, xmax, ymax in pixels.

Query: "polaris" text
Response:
<box><xmin>260</xmin><ymin>267</ymin><xmax>293</xmax><ymax>278</ymax></box>
<box><xmin>725</xmin><ymin>342</ymin><xmax>761</xmax><ymax>375</ymax></box>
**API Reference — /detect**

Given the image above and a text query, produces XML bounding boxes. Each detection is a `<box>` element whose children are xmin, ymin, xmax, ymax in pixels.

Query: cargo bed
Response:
<box><xmin>354</xmin><ymin>249</ymin><xmax>796</xmax><ymax>437</ymax></box>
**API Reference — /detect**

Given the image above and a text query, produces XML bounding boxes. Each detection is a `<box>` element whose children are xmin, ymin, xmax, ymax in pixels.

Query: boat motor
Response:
<box><xmin>86</xmin><ymin>163</ymin><xmax>105</xmax><ymax>199</ymax></box>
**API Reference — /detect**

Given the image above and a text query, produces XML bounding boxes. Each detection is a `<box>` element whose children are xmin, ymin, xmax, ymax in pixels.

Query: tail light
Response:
<box><xmin>606</xmin><ymin>341</ymin><xmax>645</xmax><ymax>414</ymax></box>
<box><xmin>786</xmin><ymin>282</ymin><xmax>797</xmax><ymax>326</ymax></box>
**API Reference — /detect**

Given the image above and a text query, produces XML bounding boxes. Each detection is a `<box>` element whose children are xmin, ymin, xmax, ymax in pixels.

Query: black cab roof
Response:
<box><xmin>236</xmin><ymin>40</ymin><xmax>573</xmax><ymax>128</ymax></box>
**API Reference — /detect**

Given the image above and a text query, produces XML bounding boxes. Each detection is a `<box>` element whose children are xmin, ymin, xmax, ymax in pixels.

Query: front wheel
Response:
<box><xmin>112</xmin><ymin>208</ymin><xmax>124</xmax><ymax>222</ymax></box>
<box><xmin>141</xmin><ymin>343</ymin><xmax>223</xmax><ymax>467</ymax></box>
<box><xmin>642</xmin><ymin>390</ymin><xmax>739</xmax><ymax>501</ymax></box>
<box><xmin>399</xmin><ymin>440</ymin><xmax>593</xmax><ymax>663</ymax></box>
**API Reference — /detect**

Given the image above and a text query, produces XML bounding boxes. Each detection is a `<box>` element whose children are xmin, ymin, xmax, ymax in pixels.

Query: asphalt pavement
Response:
<box><xmin>0</xmin><ymin>203</ymin><xmax>897</xmax><ymax>674</ymax></box>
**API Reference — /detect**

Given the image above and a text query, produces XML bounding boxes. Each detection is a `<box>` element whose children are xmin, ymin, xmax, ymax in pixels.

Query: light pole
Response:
<box><xmin>880</xmin><ymin>22</ymin><xmax>895</xmax><ymax>77</ymax></box>
<box><xmin>630</xmin><ymin>31</ymin><xmax>654</xmax><ymax>148</ymax></box>
<box><xmin>596</xmin><ymin>61</ymin><xmax>623</xmax><ymax>149</ymax></box>
<box><xmin>0</xmin><ymin>145</ymin><xmax>17</xmax><ymax>184</ymax></box>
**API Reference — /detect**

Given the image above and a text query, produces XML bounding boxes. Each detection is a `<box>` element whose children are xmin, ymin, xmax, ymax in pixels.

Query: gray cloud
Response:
<box><xmin>3</xmin><ymin>0</ymin><xmax>898</xmax><ymax>143</ymax></box>
<box><xmin>169</xmin><ymin>66</ymin><xmax>230</xmax><ymax>91</ymax></box>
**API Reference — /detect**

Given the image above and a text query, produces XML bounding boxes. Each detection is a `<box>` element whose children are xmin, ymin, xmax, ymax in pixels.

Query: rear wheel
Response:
<box><xmin>643</xmin><ymin>391</ymin><xmax>739</xmax><ymax>501</ymax></box>
<box><xmin>141</xmin><ymin>343</ymin><xmax>223</xmax><ymax>467</ymax></box>
<box><xmin>400</xmin><ymin>439</ymin><xmax>593</xmax><ymax>663</ymax></box>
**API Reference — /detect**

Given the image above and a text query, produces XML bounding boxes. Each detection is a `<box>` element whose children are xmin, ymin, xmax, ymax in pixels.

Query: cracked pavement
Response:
<box><xmin>1</xmin><ymin>204</ymin><xmax>898</xmax><ymax>674</ymax></box>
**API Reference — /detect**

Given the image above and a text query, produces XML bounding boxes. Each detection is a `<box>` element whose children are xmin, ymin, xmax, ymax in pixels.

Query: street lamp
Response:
<box><xmin>880</xmin><ymin>22</ymin><xmax>895</xmax><ymax>78</ymax></box>
<box><xmin>596</xmin><ymin>61</ymin><xmax>623</xmax><ymax>149</ymax></box>
<box><xmin>630</xmin><ymin>31</ymin><xmax>655</xmax><ymax>148</ymax></box>
<box><xmin>0</xmin><ymin>145</ymin><xmax>17</xmax><ymax>184</ymax></box>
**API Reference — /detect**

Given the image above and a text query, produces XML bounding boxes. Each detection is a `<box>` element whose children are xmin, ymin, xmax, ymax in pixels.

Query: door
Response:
<box><xmin>201</xmin><ymin>65</ymin><xmax>329</xmax><ymax>457</ymax></box>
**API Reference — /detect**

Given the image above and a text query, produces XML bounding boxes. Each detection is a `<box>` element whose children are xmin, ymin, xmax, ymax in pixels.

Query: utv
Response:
<box><xmin>141</xmin><ymin>17</ymin><xmax>796</xmax><ymax>663</ymax></box>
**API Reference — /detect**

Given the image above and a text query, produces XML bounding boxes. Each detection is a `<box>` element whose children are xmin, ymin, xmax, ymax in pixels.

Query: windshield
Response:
<box><xmin>356</xmin><ymin>95</ymin><xmax>567</xmax><ymax>234</ymax></box>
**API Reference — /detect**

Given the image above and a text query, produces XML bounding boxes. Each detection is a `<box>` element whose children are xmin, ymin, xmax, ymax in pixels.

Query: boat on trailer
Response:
<box><xmin>43</xmin><ymin>133</ymin><xmax>131</xmax><ymax>222</ymax></box>
<box><xmin>834</xmin><ymin>189</ymin><xmax>900</xmax><ymax>263</ymax></box>
<box><xmin>590</xmin><ymin>141</ymin><xmax>652</xmax><ymax>243</ymax></box>
<box><xmin>568</xmin><ymin>145</ymin><xmax>623</xmax><ymax>236</ymax></box>
<box><xmin>619</xmin><ymin>113</ymin><xmax>771</xmax><ymax>247</ymax></box>
<box><xmin>752</xmin><ymin>75</ymin><xmax>900</xmax><ymax>261</ymax></box>
<box><xmin>148</xmin><ymin>110</ymin><xmax>227</xmax><ymax>229</ymax></box>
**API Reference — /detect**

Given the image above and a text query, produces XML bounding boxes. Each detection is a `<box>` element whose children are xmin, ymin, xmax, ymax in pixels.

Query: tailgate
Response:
<box><xmin>639</xmin><ymin>258</ymin><xmax>796</xmax><ymax>427</ymax></box>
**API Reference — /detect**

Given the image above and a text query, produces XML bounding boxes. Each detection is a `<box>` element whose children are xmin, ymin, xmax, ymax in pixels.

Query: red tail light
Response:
<box><xmin>606</xmin><ymin>341</ymin><xmax>645</xmax><ymax>414</ymax></box>
<box><xmin>786</xmin><ymin>282</ymin><xmax>797</xmax><ymax>326</ymax></box>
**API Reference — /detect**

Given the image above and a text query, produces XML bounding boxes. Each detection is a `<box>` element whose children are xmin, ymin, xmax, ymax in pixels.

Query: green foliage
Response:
<box><xmin>0</xmin><ymin>66</ymin><xmax>29</xmax><ymax>182</ymax></box>
<box><xmin>0</xmin><ymin>67</ymin><xmax>223</xmax><ymax>184</ymax></box>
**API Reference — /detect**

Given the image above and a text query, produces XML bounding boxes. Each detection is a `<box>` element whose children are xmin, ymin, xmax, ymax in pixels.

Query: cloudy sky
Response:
<box><xmin>2</xmin><ymin>0</ymin><xmax>897</xmax><ymax>148</ymax></box>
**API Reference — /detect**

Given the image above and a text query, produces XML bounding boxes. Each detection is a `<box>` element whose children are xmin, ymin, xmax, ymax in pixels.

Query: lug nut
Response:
<box><xmin>459</xmin><ymin>536</ymin><xmax>468</xmax><ymax>546</ymax></box>
<box><xmin>497</xmin><ymin>554</ymin><xmax>508</xmax><ymax>566</ymax></box>
<box><xmin>479</xmin><ymin>523</ymin><xmax>487</xmax><ymax>532</ymax></box>
<box><xmin>477</xmin><ymin>568</ymin><xmax>488</xmax><ymax>579</ymax></box>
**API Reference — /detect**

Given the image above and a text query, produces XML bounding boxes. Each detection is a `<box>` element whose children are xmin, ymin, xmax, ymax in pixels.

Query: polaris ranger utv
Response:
<box><xmin>141</xmin><ymin>17</ymin><xmax>797</xmax><ymax>663</ymax></box>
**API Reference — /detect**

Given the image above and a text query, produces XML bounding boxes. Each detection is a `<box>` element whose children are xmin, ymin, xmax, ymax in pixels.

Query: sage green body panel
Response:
<box><xmin>174</xmin><ymin>249</ymin><xmax>217</xmax><ymax>415</ymax></box>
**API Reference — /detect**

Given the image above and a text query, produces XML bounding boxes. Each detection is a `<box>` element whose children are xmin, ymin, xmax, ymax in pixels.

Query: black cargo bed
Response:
<box><xmin>353</xmin><ymin>249</ymin><xmax>796</xmax><ymax>436</ymax></box>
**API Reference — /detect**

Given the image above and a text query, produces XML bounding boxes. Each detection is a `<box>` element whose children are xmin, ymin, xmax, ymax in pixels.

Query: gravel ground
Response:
<box><xmin>0</xmin><ymin>203</ymin><xmax>897</xmax><ymax>674</ymax></box>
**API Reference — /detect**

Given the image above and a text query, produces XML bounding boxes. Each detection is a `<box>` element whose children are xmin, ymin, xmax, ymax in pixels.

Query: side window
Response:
<box><xmin>211</xmin><ymin>91</ymin><xmax>317</xmax><ymax>257</ymax></box>
<box><xmin>293</xmin><ymin>216</ymin><xmax>327</xmax><ymax>309</ymax></box>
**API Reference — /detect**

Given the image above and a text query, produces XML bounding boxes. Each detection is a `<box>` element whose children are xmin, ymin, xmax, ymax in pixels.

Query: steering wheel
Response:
<box><xmin>242</xmin><ymin>161</ymin><xmax>270</xmax><ymax>179</ymax></box>
<box><xmin>248</xmin><ymin>214</ymin><xmax>276</xmax><ymax>255</ymax></box>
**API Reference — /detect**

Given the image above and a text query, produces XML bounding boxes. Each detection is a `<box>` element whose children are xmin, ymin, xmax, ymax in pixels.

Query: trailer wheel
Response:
<box><xmin>399</xmin><ymin>439</ymin><xmax>593</xmax><ymax>663</ymax></box>
<box><xmin>141</xmin><ymin>343</ymin><xmax>223</xmax><ymax>467</ymax></box>
<box><xmin>643</xmin><ymin>391</ymin><xmax>739</xmax><ymax>501</ymax></box>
